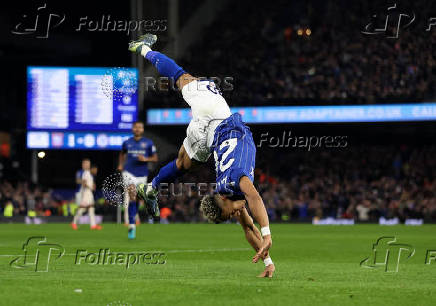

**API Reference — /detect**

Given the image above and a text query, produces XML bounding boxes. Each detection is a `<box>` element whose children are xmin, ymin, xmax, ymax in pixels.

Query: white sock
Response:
<box><xmin>140</xmin><ymin>45</ymin><xmax>151</xmax><ymax>57</ymax></box>
<box><xmin>89</xmin><ymin>207</ymin><xmax>96</xmax><ymax>227</ymax></box>
<box><xmin>128</xmin><ymin>224</ymin><xmax>136</xmax><ymax>230</ymax></box>
<box><xmin>264</xmin><ymin>257</ymin><xmax>273</xmax><ymax>267</ymax></box>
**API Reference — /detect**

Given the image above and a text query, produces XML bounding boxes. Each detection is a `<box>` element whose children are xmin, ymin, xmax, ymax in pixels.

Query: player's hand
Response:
<box><xmin>137</xmin><ymin>155</ymin><xmax>148</xmax><ymax>162</ymax></box>
<box><xmin>252</xmin><ymin>235</ymin><xmax>272</xmax><ymax>263</ymax></box>
<box><xmin>257</xmin><ymin>263</ymin><xmax>275</xmax><ymax>278</ymax></box>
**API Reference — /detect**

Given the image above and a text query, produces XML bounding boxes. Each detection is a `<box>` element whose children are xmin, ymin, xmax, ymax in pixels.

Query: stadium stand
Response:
<box><xmin>146</xmin><ymin>0</ymin><xmax>436</xmax><ymax>107</ymax></box>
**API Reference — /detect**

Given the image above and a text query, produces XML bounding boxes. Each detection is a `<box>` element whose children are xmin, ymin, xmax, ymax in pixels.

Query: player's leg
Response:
<box><xmin>127</xmin><ymin>201</ymin><xmax>138</xmax><ymax>225</ymax></box>
<box><xmin>137</xmin><ymin>144</ymin><xmax>191</xmax><ymax>200</ymax></box>
<box><xmin>127</xmin><ymin>200</ymin><xmax>137</xmax><ymax>239</ymax></box>
<box><xmin>71</xmin><ymin>207</ymin><xmax>85</xmax><ymax>229</ymax></box>
<box><xmin>123</xmin><ymin>189</ymin><xmax>130</xmax><ymax>225</ymax></box>
<box><xmin>122</xmin><ymin>171</ymin><xmax>136</xmax><ymax>231</ymax></box>
<box><xmin>154</xmin><ymin>145</ymin><xmax>192</xmax><ymax>187</ymax></box>
<box><xmin>89</xmin><ymin>206</ymin><xmax>101</xmax><ymax>230</ymax></box>
<box><xmin>126</xmin><ymin>180</ymin><xmax>139</xmax><ymax>239</ymax></box>
<box><xmin>128</xmin><ymin>34</ymin><xmax>195</xmax><ymax>90</ymax></box>
<box><xmin>137</xmin><ymin>177</ymin><xmax>148</xmax><ymax>225</ymax></box>
<box><xmin>136</xmin><ymin>143</ymin><xmax>201</xmax><ymax>219</ymax></box>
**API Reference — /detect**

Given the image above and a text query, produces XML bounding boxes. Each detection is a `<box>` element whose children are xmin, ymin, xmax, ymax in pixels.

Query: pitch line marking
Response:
<box><xmin>0</xmin><ymin>247</ymin><xmax>251</xmax><ymax>257</ymax></box>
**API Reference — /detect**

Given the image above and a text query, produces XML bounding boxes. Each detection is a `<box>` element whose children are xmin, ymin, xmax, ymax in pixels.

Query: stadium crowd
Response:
<box><xmin>0</xmin><ymin>181</ymin><xmax>53</xmax><ymax>217</ymax></box>
<box><xmin>1</xmin><ymin>145</ymin><xmax>435</xmax><ymax>223</ymax></box>
<box><xmin>147</xmin><ymin>0</ymin><xmax>435</xmax><ymax>107</ymax></box>
<box><xmin>155</xmin><ymin>145</ymin><xmax>436</xmax><ymax>223</ymax></box>
<box><xmin>0</xmin><ymin>180</ymin><xmax>111</xmax><ymax>219</ymax></box>
<box><xmin>256</xmin><ymin>145</ymin><xmax>436</xmax><ymax>222</ymax></box>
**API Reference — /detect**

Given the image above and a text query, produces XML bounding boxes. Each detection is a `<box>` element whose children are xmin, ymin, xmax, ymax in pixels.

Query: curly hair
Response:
<box><xmin>200</xmin><ymin>195</ymin><xmax>223</xmax><ymax>223</ymax></box>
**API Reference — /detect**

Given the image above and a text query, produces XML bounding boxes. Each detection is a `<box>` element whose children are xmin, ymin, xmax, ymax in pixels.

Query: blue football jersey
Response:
<box><xmin>122</xmin><ymin>137</ymin><xmax>156</xmax><ymax>177</ymax></box>
<box><xmin>212</xmin><ymin>113</ymin><xmax>256</xmax><ymax>199</ymax></box>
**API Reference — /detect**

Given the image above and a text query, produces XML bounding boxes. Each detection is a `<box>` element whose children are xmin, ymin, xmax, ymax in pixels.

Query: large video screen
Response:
<box><xmin>27</xmin><ymin>66</ymin><xmax>138</xmax><ymax>150</ymax></box>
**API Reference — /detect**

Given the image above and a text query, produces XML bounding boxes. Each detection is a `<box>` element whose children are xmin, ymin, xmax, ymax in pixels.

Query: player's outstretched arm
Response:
<box><xmin>236</xmin><ymin>207</ymin><xmax>275</xmax><ymax>278</ymax></box>
<box><xmin>239</xmin><ymin>176</ymin><xmax>272</xmax><ymax>263</ymax></box>
<box><xmin>118</xmin><ymin>141</ymin><xmax>128</xmax><ymax>171</ymax></box>
<box><xmin>236</xmin><ymin>207</ymin><xmax>263</xmax><ymax>251</ymax></box>
<box><xmin>117</xmin><ymin>151</ymin><xmax>126</xmax><ymax>171</ymax></box>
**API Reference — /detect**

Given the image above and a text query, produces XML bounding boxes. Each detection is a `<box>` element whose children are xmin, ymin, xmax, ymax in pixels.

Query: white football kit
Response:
<box><xmin>79</xmin><ymin>170</ymin><xmax>95</xmax><ymax>207</ymax></box>
<box><xmin>181</xmin><ymin>80</ymin><xmax>232</xmax><ymax>162</ymax></box>
<box><xmin>73</xmin><ymin>169</ymin><xmax>97</xmax><ymax>227</ymax></box>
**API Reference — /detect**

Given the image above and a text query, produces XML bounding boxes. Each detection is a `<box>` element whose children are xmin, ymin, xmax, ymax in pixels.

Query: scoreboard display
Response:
<box><xmin>26</xmin><ymin>66</ymin><xmax>138</xmax><ymax>150</ymax></box>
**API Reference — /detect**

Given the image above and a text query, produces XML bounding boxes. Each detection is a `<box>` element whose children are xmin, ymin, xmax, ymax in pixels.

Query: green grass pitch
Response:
<box><xmin>1</xmin><ymin>223</ymin><xmax>435</xmax><ymax>305</ymax></box>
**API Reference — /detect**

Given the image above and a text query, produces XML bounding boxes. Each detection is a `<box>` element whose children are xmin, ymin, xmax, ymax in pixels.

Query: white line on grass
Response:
<box><xmin>0</xmin><ymin>247</ymin><xmax>251</xmax><ymax>257</ymax></box>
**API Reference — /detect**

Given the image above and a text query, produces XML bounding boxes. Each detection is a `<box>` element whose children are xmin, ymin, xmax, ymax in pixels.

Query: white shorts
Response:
<box><xmin>122</xmin><ymin>171</ymin><xmax>148</xmax><ymax>186</ymax></box>
<box><xmin>181</xmin><ymin>80</ymin><xmax>231</xmax><ymax>162</ymax></box>
<box><xmin>80</xmin><ymin>189</ymin><xmax>95</xmax><ymax>207</ymax></box>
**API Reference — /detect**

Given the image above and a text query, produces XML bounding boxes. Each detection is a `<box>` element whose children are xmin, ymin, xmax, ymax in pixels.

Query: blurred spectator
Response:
<box><xmin>146</xmin><ymin>0</ymin><xmax>435</xmax><ymax>108</ymax></box>
<box><xmin>1</xmin><ymin>145</ymin><xmax>434</xmax><ymax>223</ymax></box>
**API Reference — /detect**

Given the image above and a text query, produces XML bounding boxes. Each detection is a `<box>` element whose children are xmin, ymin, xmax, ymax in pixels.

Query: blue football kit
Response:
<box><xmin>122</xmin><ymin>137</ymin><xmax>156</xmax><ymax>177</ymax></box>
<box><xmin>121</xmin><ymin>136</ymin><xmax>156</xmax><ymax>228</ymax></box>
<box><xmin>212</xmin><ymin>113</ymin><xmax>256</xmax><ymax>199</ymax></box>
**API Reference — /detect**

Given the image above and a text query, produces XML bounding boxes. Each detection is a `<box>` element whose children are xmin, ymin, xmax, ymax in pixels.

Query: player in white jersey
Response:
<box><xmin>71</xmin><ymin>158</ymin><xmax>102</xmax><ymax>230</ymax></box>
<box><xmin>129</xmin><ymin>34</ymin><xmax>233</xmax><ymax>198</ymax></box>
<box><xmin>129</xmin><ymin>34</ymin><xmax>274</xmax><ymax>277</ymax></box>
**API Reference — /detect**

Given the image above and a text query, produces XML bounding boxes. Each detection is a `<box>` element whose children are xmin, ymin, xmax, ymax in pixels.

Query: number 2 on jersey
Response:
<box><xmin>214</xmin><ymin>138</ymin><xmax>237</xmax><ymax>173</ymax></box>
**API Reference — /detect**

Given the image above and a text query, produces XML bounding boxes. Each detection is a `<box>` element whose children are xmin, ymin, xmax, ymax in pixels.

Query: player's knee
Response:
<box><xmin>182</xmin><ymin>156</ymin><xmax>192</xmax><ymax>171</ymax></box>
<box><xmin>177</xmin><ymin>147</ymin><xmax>192</xmax><ymax>171</ymax></box>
